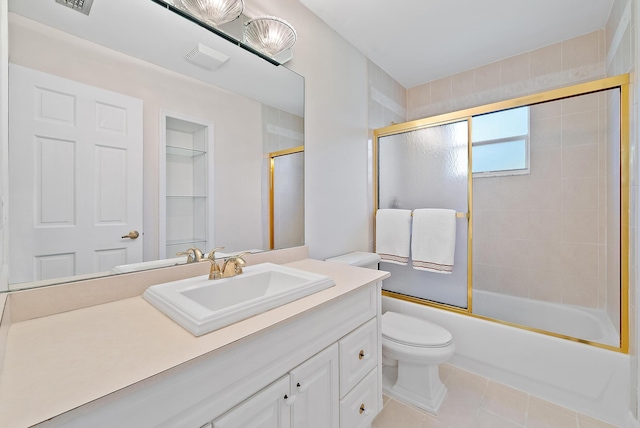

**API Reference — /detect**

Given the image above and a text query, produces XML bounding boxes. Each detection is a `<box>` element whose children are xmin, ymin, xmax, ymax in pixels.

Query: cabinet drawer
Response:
<box><xmin>339</xmin><ymin>318</ymin><xmax>377</xmax><ymax>397</ymax></box>
<box><xmin>339</xmin><ymin>369</ymin><xmax>378</xmax><ymax>428</ymax></box>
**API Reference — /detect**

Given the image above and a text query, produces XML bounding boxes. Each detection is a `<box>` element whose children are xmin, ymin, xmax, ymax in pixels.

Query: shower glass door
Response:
<box><xmin>377</xmin><ymin>120</ymin><xmax>469</xmax><ymax>309</ymax></box>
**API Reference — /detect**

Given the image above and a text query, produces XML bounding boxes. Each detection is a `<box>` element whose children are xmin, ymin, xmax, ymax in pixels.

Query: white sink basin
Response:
<box><xmin>142</xmin><ymin>262</ymin><xmax>335</xmax><ymax>336</ymax></box>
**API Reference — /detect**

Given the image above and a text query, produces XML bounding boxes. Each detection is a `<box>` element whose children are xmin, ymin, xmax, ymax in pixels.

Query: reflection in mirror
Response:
<box><xmin>269</xmin><ymin>147</ymin><xmax>304</xmax><ymax>250</ymax></box>
<box><xmin>375</xmin><ymin>77</ymin><xmax>628</xmax><ymax>351</ymax></box>
<box><xmin>6</xmin><ymin>0</ymin><xmax>304</xmax><ymax>291</ymax></box>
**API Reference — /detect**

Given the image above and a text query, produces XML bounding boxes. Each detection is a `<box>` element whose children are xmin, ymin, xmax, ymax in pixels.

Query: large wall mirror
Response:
<box><xmin>6</xmin><ymin>0</ymin><xmax>305</xmax><ymax>291</ymax></box>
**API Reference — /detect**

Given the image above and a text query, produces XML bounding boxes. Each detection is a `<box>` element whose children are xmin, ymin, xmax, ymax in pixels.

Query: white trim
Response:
<box><xmin>606</xmin><ymin>0</ymin><xmax>631</xmax><ymax>68</ymax></box>
<box><xmin>629</xmin><ymin>412</ymin><xmax>640</xmax><ymax>428</ymax></box>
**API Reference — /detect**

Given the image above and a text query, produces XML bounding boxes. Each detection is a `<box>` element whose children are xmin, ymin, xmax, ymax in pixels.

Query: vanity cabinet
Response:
<box><xmin>209</xmin><ymin>317</ymin><xmax>379</xmax><ymax>428</ymax></box>
<box><xmin>213</xmin><ymin>344</ymin><xmax>339</xmax><ymax>428</ymax></box>
<box><xmin>42</xmin><ymin>280</ymin><xmax>382</xmax><ymax>428</ymax></box>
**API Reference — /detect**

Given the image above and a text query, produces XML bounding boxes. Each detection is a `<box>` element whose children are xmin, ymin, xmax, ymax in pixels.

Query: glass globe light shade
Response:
<box><xmin>177</xmin><ymin>0</ymin><xmax>244</xmax><ymax>27</ymax></box>
<box><xmin>244</xmin><ymin>16</ymin><xmax>297</xmax><ymax>58</ymax></box>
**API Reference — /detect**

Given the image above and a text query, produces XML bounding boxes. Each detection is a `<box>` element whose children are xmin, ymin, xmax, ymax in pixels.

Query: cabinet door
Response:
<box><xmin>213</xmin><ymin>376</ymin><xmax>292</xmax><ymax>428</ymax></box>
<box><xmin>289</xmin><ymin>344</ymin><xmax>339</xmax><ymax>428</ymax></box>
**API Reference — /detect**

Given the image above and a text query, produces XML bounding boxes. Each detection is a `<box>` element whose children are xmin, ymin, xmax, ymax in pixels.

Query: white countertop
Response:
<box><xmin>0</xmin><ymin>259</ymin><xmax>389</xmax><ymax>427</ymax></box>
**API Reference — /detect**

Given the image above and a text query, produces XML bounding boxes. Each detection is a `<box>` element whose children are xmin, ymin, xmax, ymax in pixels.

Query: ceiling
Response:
<box><xmin>299</xmin><ymin>0</ymin><xmax>615</xmax><ymax>88</ymax></box>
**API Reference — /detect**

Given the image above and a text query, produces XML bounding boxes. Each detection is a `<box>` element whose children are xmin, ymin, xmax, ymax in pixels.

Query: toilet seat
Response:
<box><xmin>382</xmin><ymin>311</ymin><xmax>453</xmax><ymax>348</ymax></box>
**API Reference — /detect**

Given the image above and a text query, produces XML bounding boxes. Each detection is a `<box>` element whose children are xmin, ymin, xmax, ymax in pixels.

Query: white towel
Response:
<box><xmin>376</xmin><ymin>209</ymin><xmax>412</xmax><ymax>265</ymax></box>
<box><xmin>411</xmin><ymin>209</ymin><xmax>457</xmax><ymax>274</ymax></box>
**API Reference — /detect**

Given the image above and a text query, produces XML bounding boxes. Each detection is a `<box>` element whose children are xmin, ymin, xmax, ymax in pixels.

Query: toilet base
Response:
<box><xmin>382</xmin><ymin>364</ymin><xmax>448</xmax><ymax>415</ymax></box>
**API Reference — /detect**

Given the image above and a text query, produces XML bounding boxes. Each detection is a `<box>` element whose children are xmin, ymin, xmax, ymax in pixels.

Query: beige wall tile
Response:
<box><xmin>562</xmin><ymin>110</ymin><xmax>600</xmax><ymax>147</ymax></box>
<box><xmin>561</xmin><ymin>242</ymin><xmax>598</xmax><ymax>277</ymax></box>
<box><xmin>562</xmin><ymin>92</ymin><xmax>599</xmax><ymax>114</ymax></box>
<box><xmin>530</xmin><ymin>98</ymin><xmax>561</xmax><ymax>121</ymax></box>
<box><xmin>501</xmin><ymin>53</ymin><xmax>530</xmax><ymax>86</ymax></box>
<box><xmin>530</xmin><ymin>43</ymin><xmax>562</xmax><ymax>78</ymax></box>
<box><xmin>562</xmin><ymin>31</ymin><xmax>600</xmax><ymax>70</ymax></box>
<box><xmin>562</xmin><ymin>144</ymin><xmax>599</xmax><ymax>179</ymax></box>
<box><xmin>499</xmin><ymin>267</ymin><xmax>530</xmax><ymax>297</ymax></box>
<box><xmin>475</xmin><ymin>61</ymin><xmax>501</xmax><ymax>92</ymax></box>
<box><xmin>562</xmin><ymin>272</ymin><xmax>599</xmax><ymax>308</ymax></box>
<box><xmin>528</xmin><ymin>240</ymin><xmax>562</xmax><ymax>272</ymax></box>
<box><xmin>527</xmin><ymin>270</ymin><xmax>562</xmax><ymax>302</ymax></box>
<box><xmin>562</xmin><ymin>177</ymin><xmax>599</xmax><ymax>211</ymax></box>
<box><xmin>528</xmin><ymin>210</ymin><xmax>562</xmax><ymax>242</ymax></box>
<box><xmin>408</xmin><ymin>82</ymin><xmax>430</xmax><ymax>112</ymax></box>
<box><xmin>529</xmin><ymin>178</ymin><xmax>562</xmax><ymax>211</ymax></box>
<box><xmin>452</xmin><ymin>69</ymin><xmax>475</xmax><ymax>99</ymax></box>
<box><xmin>530</xmin><ymin>147</ymin><xmax>561</xmax><ymax>179</ymax></box>
<box><xmin>562</xmin><ymin>210</ymin><xmax>598</xmax><ymax>244</ymax></box>
<box><xmin>530</xmin><ymin>117</ymin><xmax>562</xmax><ymax>150</ymax></box>
<box><xmin>473</xmin><ymin>263</ymin><xmax>501</xmax><ymax>292</ymax></box>
<box><xmin>430</xmin><ymin>76</ymin><xmax>452</xmax><ymax>104</ymax></box>
<box><xmin>473</xmin><ymin>210</ymin><xmax>502</xmax><ymax>240</ymax></box>
<box><xmin>498</xmin><ymin>211</ymin><xmax>529</xmax><ymax>240</ymax></box>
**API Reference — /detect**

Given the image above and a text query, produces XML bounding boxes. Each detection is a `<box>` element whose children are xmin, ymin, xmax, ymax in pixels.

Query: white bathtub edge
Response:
<box><xmin>382</xmin><ymin>296</ymin><xmax>630</xmax><ymax>427</ymax></box>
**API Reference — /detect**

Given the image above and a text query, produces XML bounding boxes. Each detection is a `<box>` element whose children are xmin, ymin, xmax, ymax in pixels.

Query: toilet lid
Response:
<box><xmin>382</xmin><ymin>311</ymin><xmax>453</xmax><ymax>348</ymax></box>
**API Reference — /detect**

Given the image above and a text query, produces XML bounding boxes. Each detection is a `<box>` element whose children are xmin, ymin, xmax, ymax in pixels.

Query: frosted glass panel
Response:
<box><xmin>378</xmin><ymin>121</ymin><xmax>469</xmax><ymax>308</ymax></box>
<box><xmin>273</xmin><ymin>152</ymin><xmax>304</xmax><ymax>249</ymax></box>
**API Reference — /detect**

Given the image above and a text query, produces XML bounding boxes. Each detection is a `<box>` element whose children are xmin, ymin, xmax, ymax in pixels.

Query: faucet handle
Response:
<box><xmin>228</xmin><ymin>252</ymin><xmax>248</xmax><ymax>275</ymax></box>
<box><xmin>176</xmin><ymin>247</ymin><xmax>204</xmax><ymax>263</ymax></box>
<box><xmin>206</xmin><ymin>246</ymin><xmax>225</xmax><ymax>260</ymax></box>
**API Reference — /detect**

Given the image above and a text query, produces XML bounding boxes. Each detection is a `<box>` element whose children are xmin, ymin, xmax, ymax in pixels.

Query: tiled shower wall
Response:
<box><xmin>260</xmin><ymin>105</ymin><xmax>304</xmax><ymax>250</ymax></box>
<box><xmin>367</xmin><ymin>60</ymin><xmax>407</xmax><ymax>250</ymax></box>
<box><xmin>606</xmin><ymin>0</ymin><xmax>638</xmax><ymax>420</ymax></box>
<box><xmin>473</xmin><ymin>93</ymin><xmax>612</xmax><ymax>313</ymax></box>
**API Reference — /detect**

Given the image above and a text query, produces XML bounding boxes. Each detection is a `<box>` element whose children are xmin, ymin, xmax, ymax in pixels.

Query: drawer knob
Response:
<box><xmin>359</xmin><ymin>403</ymin><xmax>371</xmax><ymax>415</ymax></box>
<box><xmin>358</xmin><ymin>350</ymin><xmax>370</xmax><ymax>360</ymax></box>
<box><xmin>284</xmin><ymin>394</ymin><xmax>297</xmax><ymax>406</ymax></box>
<box><xmin>296</xmin><ymin>382</ymin><xmax>308</xmax><ymax>393</ymax></box>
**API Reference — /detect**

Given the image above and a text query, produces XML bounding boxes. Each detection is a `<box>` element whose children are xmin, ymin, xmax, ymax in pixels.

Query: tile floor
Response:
<box><xmin>372</xmin><ymin>364</ymin><xmax>619</xmax><ymax>428</ymax></box>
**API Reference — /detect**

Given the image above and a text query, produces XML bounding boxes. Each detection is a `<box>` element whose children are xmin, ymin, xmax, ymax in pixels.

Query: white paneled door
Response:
<box><xmin>9</xmin><ymin>64</ymin><xmax>143</xmax><ymax>284</ymax></box>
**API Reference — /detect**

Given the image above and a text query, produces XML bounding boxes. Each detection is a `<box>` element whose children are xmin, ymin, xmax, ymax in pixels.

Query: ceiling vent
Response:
<box><xmin>185</xmin><ymin>43</ymin><xmax>230</xmax><ymax>70</ymax></box>
<box><xmin>55</xmin><ymin>0</ymin><xmax>95</xmax><ymax>15</ymax></box>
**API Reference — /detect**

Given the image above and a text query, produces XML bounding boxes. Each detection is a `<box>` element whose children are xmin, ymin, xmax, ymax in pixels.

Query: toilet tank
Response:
<box><xmin>325</xmin><ymin>252</ymin><xmax>381</xmax><ymax>270</ymax></box>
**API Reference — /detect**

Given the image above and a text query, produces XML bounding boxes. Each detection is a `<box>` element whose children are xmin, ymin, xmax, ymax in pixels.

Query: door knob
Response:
<box><xmin>121</xmin><ymin>230</ymin><xmax>139</xmax><ymax>239</ymax></box>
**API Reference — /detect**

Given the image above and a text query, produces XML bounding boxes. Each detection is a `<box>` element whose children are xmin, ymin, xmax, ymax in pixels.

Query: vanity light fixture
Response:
<box><xmin>55</xmin><ymin>0</ymin><xmax>95</xmax><ymax>15</ymax></box>
<box><xmin>176</xmin><ymin>0</ymin><xmax>244</xmax><ymax>27</ymax></box>
<box><xmin>244</xmin><ymin>16</ymin><xmax>297</xmax><ymax>58</ymax></box>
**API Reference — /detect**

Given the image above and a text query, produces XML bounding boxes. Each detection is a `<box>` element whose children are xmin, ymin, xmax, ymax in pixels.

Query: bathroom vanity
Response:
<box><xmin>0</xmin><ymin>255</ymin><xmax>389</xmax><ymax>427</ymax></box>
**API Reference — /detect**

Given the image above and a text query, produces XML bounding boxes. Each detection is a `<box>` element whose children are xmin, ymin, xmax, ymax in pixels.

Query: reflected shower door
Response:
<box><xmin>377</xmin><ymin>120</ymin><xmax>469</xmax><ymax>308</ymax></box>
<box><xmin>270</xmin><ymin>149</ymin><xmax>304</xmax><ymax>250</ymax></box>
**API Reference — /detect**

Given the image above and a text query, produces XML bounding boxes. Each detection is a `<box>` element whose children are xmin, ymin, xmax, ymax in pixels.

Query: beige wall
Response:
<box><xmin>8</xmin><ymin>16</ymin><xmax>265</xmax><ymax>263</ymax></box>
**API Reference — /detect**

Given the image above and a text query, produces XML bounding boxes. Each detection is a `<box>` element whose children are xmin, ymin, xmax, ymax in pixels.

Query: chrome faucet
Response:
<box><xmin>176</xmin><ymin>247</ymin><xmax>204</xmax><ymax>263</ymax></box>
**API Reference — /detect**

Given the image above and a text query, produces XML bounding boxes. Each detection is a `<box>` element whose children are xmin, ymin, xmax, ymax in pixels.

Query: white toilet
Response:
<box><xmin>326</xmin><ymin>252</ymin><xmax>455</xmax><ymax>414</ymax></box>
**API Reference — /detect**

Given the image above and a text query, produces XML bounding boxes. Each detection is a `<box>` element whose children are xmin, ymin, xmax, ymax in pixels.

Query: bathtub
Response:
<box><xmin>382</xmin><ymin>295</ymin><xmax>630</xmax><ymax>427</ymax></box>
<box><xmin>472</xmin><ymin>289</ymin><xmax>620</xmax><ymax>348</ymax></box>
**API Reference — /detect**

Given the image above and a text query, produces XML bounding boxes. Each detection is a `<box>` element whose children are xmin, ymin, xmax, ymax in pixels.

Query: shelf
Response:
<box><xmin>166</xmin><ymin>238</ymin><xmax>208</xmax><ymax>247</ymax></box>
<box><xmin>166</xmin><ymin>145</ymin><xmax>207</xmax><ymax>158</ymax></box>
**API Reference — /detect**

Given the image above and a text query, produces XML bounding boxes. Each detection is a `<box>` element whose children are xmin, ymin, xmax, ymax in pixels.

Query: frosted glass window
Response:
<box><xmin>472</xmin><ymin>107</ymin><xmax>529</xmax><ymax>175</ymax></box>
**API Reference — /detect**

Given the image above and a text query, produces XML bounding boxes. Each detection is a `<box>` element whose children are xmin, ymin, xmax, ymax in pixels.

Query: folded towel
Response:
<box><xmin>411</xmin><ymin>209</ymin><xmax>457</xmax><ymax>274</ymax></box>
<box><xmin>376</xmin><ymin>209</ymin><xmax>412</xmax><ymax>265</ymax></box>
